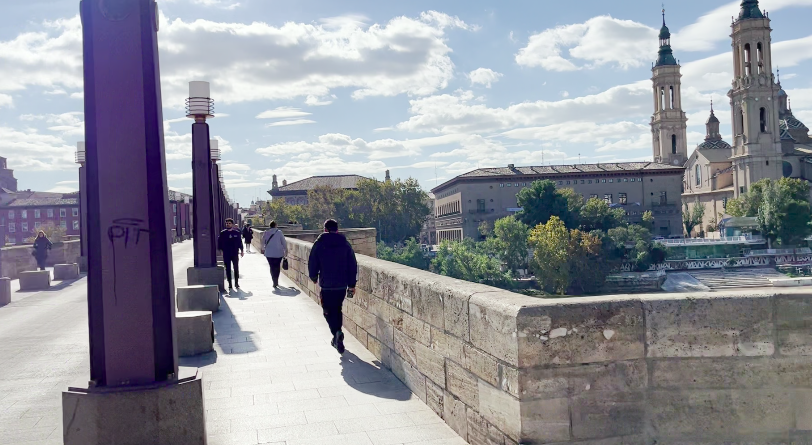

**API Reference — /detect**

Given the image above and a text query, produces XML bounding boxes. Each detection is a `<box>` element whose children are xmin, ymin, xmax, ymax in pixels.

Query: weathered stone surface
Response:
<box><xmin>444</xmin><ymin>392</ymin><xmax>468</xmax><ymax>439</ymax></box>
<box><xmin>775</xmin><ymin>294</ymin><xmax>812</xmax><ymax>330</ymax></box>
<box><xmin>544</xmin><ymin>436</ymin><xmax>647</xmax><ymax>445</ymax></box>
<box><xmin>175</xmin><ymin>311</ymin><xmax>214</xmax><ymax>357</ymax></box>
<box><xmin>0</xmin><ymin>277</ymin><xmax>10</xmax><ymax>307</ymax></box>
<box><xmin>410</xmin><ymin>275</ymin><xmax>446</xmax><ymax>329</ymax></box>
<box><xmin>416</xmin><ymin>341</ymin><xmax>446</xmax><ymax>388</ymax></box>
<box><xmin>176</xmin><ymin>285</ymin><xmax>219</xmax><ymax>312</ymax></box>
<box><xmin>447</xmin><ymin>359</ymin><xmax>479</xmax><ymax>408</ymax></box>
<box><xmin>521</xmin><ymin>360</ymin><xmax>647</xmax><ymax>400</ymax></box>
<box><xmin>467</xmin><ymin>408</ymin><xmax>504</xmax><ymax>445</ymax></box>
<box><xmin>464</xmin><ymin>344</ymin><xmax>499</xmax><ymax>387</ymax></box>
<box><xmin>186</xmin><ymin>266</ymin><xmax>225</xmax><ymax>291</ymax></box>
<box><xmin>521</xmin><ymin>397</ymin><xmax>570</xmax><ymax>443</ymax></box>
<box><xmin>498</xmin><ymin>363</ymin><xmax>519</xmax><ymax>398</ymax></box>
<box><xmin>444</xmin><ymin>280</ymin><xmax>492</xmax><ymax>343</ymax></box>
<box><xmin>469</xmin><ymin>292</ymin><xmax>525</xmax><ymax>366</ymax></box>
<box><xmin>645</xmin><ymin>296</ymin><xmax>774</xmax><ymax>358</ymax></box>
<box><xmin>389</xmin><ymin>353</ymin><xmax>427</xmax><ymax>402</ymax></box>
<box><xmin>651</xmin><ymin>356</ymin><xmax>812</xmax><ymax>389</ymax></box>
<box><xmin>53</xmin><ymin>263</ymin><xmax>80</xmax><ymax>280</ymax></box>
<box><xmin>570</xmin><ymin>391</ymin><xmax>645</xmax><ymax>440</ymax></box>
<box><xmin>648</xmin><ymin>390</ymin><xmax>793</xmax><ymax>436</ymax></box>
<box><xmin>478</xmin><ymin>381</ymin><xmax>520</xmax><ymax>441</ymax></box>
<box><xmin>518</xmin><ymin>299</ymin><xmax>644</xmax><ymax>367</ymax></box>
<box><xmin>391</xmin><ymin>310</ymin><xmax>431</xmax><ymax>346</ymax></box>
<box><xmin>370</xmin><ymin>267</ymin><xmax>413</xmax><ymax>314</ymax></box>
<box><xmin>19</xmin><ymin>270</ymin><xmax>50</xmax><ymax>291</ymax></box>
<box><xmin>796</xmin><ymin>390</ymin><xmax>812</xmax><ymax>431</ymax></box>
<box><xmin>376</xmin><ymin>317</ymin><xmax>395</xmax><ymax>350</ymax></box>
<box><xmin>426</xmin><ymin>379</ymin><xmax>444</xmax><ymax>417</ymax></box>
<box><xmin>430</xmin><ymin>326</ymin><xmax>465</xmax><ymax>364</ymax></box>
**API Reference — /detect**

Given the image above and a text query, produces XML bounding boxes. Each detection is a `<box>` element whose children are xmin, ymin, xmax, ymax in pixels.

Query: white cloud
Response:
<box><xmin>167</xmin><ymin>172</ymin><xmax>193</xmax><ymax>181</ymax></box>
<box><xmin>305</xmin><ymin>95</ymin><xmax>335</xmax><ymax>106</ymax></box>
<box><xmin>0</xmin><ymin>126</ymin><xmax>75</xmax><ymax>171</ymax></box>
<box><xmin>162</xmin><ymin>0</ymin><xmax>241</xmax><ymax>9</ymax></box>
<box><xmin>265</xmin><ymin>119</ymin><xmax>316</xmax><ymax>127</ymax></box>
<box><xmin>256</xmin><ymin>155</ymin><xmax>388</xmax><ymax>184</ymax></box>
<box><xmin>0</xmin><ymin>94</ymin><xmax>11</xmax><ymax>108</ymax></box>
<box><xmin>255</xmin><ymin>133</ymin><xmax>457</xmax><ymax>160</ymax></box>
<box><xmin>560</xmin><ymin>91</ymin><xmax>569</xmax><ymax>98</ymax></box>
<box><xmin>46</xmin><ymin>186</ymin><xmax>77</xmax><ymax>193</ymax></box>
<box><xmin>468</xmin><ymin>68</ymin><xmax>503</xmax><ymax>88</ymax></box>
<box><xmin>55</xmin><ymin>180</ymin><xmax>78</xmax><ymax>185</ymax></box>
<box><xmin>20</xmin><ymin>112</ymin><xmax>84</xmax><ymax>136</ymax></box>
<box><xmin>256</xmin><ymin>107</ymin><xmax>312</xmax><ymax>119</ymax></box>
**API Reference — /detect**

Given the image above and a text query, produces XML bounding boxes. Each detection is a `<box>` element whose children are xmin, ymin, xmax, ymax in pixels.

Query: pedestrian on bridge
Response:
<box><xmin>262</xmin><ymin>221</ymin><xmax>288</xmax><ymax>288</ymax></box>
<box><xmin>218</xmin><ymin>218</ymin><xmax>244</xmax><ymax>291</ymax></box>
<box><xmin>32</xmin><ymin>230</ymin><xmax>52</xmax><ymax>271</ymax></box>
<box><xmin>308</xmin><ymin>219</ymin><xmax>358</xmax><ymax>354</ymax></box>
<box><xmin>242</xmin><ymin>222</ymin><xmax>254</xmax><ymax>253</ymax></box>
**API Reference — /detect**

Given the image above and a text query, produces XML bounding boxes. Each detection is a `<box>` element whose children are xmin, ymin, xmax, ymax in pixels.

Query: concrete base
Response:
<box><xmin>78</xmin><ymin>256</ymin><xmax>88</xmax><ymax>273</ymax></box>
<box><xmin>0</xmin><ymin>277</ymin><xmax>10</xmax><ymax>306</ymax></box>
<box><xmin>770</xmin><ymin>277</ymin><xmax>812</xmax><ymax>287</ymax></box>
<box><xmin>176</xmin><ymin>311</ymin><xmax>214</xmax><ymax>357</ymax></box>
<box><xmin>54</xmin><ymin>263</ymin><xmax>80</xmax><ymax>280</ymax></box>
<box><xmin>177</xmin><ymin>285</ymin><xmax>220</xmax><ymax>312</ymax></box>
<box><xmin>186</xmin><ymin>266</ymin><xmax>225</xmax><ymax>291</ymax></box>
<box><xmin>19</xmin><ymin>270</ymin><xmax>51</xmax><ymax>291</ymax></box>
<box><xmin>62</xmin><ymin>368</ymin><xmax>206</xmax><ymax>445</ymax></box>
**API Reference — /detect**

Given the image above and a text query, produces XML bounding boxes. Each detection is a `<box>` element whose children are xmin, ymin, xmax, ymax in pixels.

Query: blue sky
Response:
<box><xmin>1</xmin><ymin>0</ymin><xmax>811</xmax><ymax>206</ymax></box>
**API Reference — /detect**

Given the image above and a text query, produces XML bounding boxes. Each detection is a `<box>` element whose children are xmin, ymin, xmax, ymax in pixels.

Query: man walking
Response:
<box><xmin>308</xmin><ymin>219</ymin><xmax>357</xmax><ymax>354</ymax></box>
<box><xmin>242</xmin><ymin>222</ymin><xmax>254</xmax><ymax>253</ymax></box>
<box><xmin>218</xmin><ymin>218</ymin><xmax>244</xmax><ymax>291</ymax></box>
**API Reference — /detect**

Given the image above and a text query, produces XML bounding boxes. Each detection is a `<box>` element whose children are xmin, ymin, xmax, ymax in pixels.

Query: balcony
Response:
<box><xmin>650</xmin><ymin>200</ymin><xmax>676</xmax><ymax>207</ymax></box>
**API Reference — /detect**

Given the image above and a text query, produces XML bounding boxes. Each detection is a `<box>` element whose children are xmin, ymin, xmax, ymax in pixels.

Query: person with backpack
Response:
<box><xmin>242</xmin><ymin>222</ymin><xmax>254</xmax><ymax>253</ymax></box>
<box><xmin>262</xmin><ymin>221</ymin><xmax>288</xmax><ymax>288</ymax></box>
<box><xmin>308</xmin><ymin>219</ymin><xmax>357</xmax><ymax>354</ymax></box>
<box><xmin>217</xmin><ymin>218</ymin><xmax>244</xmax><ymax>291</ymax></box>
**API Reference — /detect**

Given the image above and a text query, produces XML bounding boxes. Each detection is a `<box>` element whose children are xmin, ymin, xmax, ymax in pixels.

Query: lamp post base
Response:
<box><xmin>187</xmin><ymin>266</ymin><xmax>225</xmax><ymax>291</ymax></box>
<box><xmin>62</xmin><ymin>368</ymin><xmax>205</xmax><ymax>445</ymax></box>
<box><xmin>78</xmin><ymin>256</ymin><xmax>88</xmax><ymax>273</ymax></box>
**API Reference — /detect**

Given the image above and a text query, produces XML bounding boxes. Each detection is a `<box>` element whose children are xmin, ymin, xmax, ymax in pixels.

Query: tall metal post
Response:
<box><xmin>76</xmin><ymin>142</ymin><xmax>88</xmax><ymax>272</ymax></box>
<box><xmin>187</xmin><ymin>82</ymin><xmax>216</xmax><ymax>268</ymax></box>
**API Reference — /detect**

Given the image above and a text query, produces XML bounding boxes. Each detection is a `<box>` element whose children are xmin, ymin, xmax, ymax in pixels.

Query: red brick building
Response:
<box><xmin>0</xmin><ymin>191</ymin><xmax>80</xmax><ymax>245</ymax></box>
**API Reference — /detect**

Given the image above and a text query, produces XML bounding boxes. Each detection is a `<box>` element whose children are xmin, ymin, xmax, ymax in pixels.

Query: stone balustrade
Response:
<box><xmin>282</xmin><ymin>236</ymin><xmax>812</xmax><ymax>444</ymax></box>
<box><xmin>251</xmin><ymin>227</ymin><xmax>377</xmax><ymax>258</ymax></box>
<box><xmin>1</xmin><ymin>240</ymin><xmax>81</xmax><ymax>279</ymax></box>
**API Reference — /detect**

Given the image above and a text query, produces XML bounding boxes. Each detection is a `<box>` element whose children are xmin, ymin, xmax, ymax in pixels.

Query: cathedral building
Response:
<box><xmin>655</xmin><ymin>0</ymin><xmax>812</xmax><ymax>235</ymax></box>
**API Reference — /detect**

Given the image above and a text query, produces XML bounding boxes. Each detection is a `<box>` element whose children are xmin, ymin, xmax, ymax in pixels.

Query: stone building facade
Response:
<box><xmin>268</xmin><ymin>174</ymin><xmax>372</xmax><ymax>206</ymax></box>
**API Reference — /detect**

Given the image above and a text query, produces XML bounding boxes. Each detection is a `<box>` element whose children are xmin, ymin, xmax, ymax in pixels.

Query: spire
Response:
<box><xmin>272</xmin><ymin>174</ymin><xmax>278</xmax><ymax>190</ymax></box>
<box><xmin>655</xmin><ymin>8</ymin><xmax>677</xmax><ymax>67</ymax></box>
<box><xmin>706</xmin><ymin>102</ymin><xmax>721</xmax><ymax>141</ymax></box>
<box><xmin>738</xmin><ymin>0</ymin><xmax>765</xmax><ymax>20</ymax></box>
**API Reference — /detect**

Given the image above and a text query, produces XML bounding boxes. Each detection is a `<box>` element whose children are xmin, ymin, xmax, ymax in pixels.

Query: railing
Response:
<box><xmin>748</xmin><ymin>247</ymin><xmax>812</xmax><ymax>256</ymax></box>
<box><xmin>650</xmin><ymin>200</ymin><xmax>676</xmax><ymax>207</ymax></box>
<box><xmin>660</xmin><ymin>235</ymin><xmax>764</xmax><ymax>246</ymax></box>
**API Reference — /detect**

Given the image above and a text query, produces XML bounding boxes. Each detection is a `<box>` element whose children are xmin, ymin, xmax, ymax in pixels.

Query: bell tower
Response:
<box><xmin>728</xmin><ymin>0</ymin><xmax>782</xmax><ymax>196</ymax></box>
<box><xmin>650</xmin><ymin>10</ymin><xmax>688</xmax><ymax>166</ymax></box>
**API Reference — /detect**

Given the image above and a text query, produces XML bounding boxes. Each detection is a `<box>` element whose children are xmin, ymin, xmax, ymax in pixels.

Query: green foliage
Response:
<box><xmin>263</xmin><ymin>199</ymin><xmax>305</xmax><ymax>226</ymax></box>
<box><xmin>377</xmin><ymin>238</ymin><xmax>429</xmax><ymax>270</ymax></box>
<box><xmin>516</xmin><ymin>180</ymin><xmax>579</xmax><ymax>229</ymax></box>
<box><xmin>528</xmin><ymin>216</ymin><xmax>609</xmax><ymax>295</ymax></box>
<box><xmin>642</xmin><ymin>210</ymin><xmax>654</xmax><ymax>229</ymax></box>
<box><xmin>682</xmin><ymin>199</ymin><xmax>705</xmax><ymax>237</ymax></box>
<box><xmin>431</xmin><ymin>239</ymin><xmax>513</xmax><ymax>289</ymax></box>
<box><xmin>478</xmin><ymin>220</ymin><xmax>494</xmax><ymax>238</ymax></box>
<box><xmin>606</xmin><ymin>225</ymin><xmax>666</xmax><ymax>272</ymax></box>
<box><xmin>730</xmin><ymin>178</ymin><xmax>812</xmax><ymax>246</ymax></box>
<box><xmin>490</xmin><ymin>216</ymin><xmax>531</xmax><ymax>272</ymax></box>
<box><xmin>25</xmin><ymin>223</ymin><xmax>66</xmax><ymax>244</ymax></box>
<box><xmin>579</xmin><ymin>198</ymin><xmax>626</xmax><ymax>232</ymax></box>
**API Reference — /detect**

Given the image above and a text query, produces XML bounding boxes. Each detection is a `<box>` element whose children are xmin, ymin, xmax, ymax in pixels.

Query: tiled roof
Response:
<box><xmin>6</xmin><ymin>197</ymin><xmax>79</xmax><ymax>207</ymax></box>
<box><xmin>274</xmin><ymin>175</ymin><xmax>370</xmax><ymax>193</ymax></box>
<box><xmin>457</xmin><ymin>162</ymin><xmax>681</xmax><ymax>178</ymax></box>
<box><xmin>697</xmin><ymin>139</ymin><xmax>733</xmax><ymax>150</ymax></box>
<box><xmin>698</xmin><ymin>148</ymin><xmax>733</xmax><ymax>163</ymax></box>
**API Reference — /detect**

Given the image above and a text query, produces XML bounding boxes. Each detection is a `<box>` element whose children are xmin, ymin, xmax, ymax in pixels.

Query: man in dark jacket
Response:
<box><xmin>218</xmin><ymin>218</ymin><xmax>244</xmax><ymax>291</ymax></box>
<box><xmin>308</xmin><ymin>219</ymin><xmax>357</xmax><ymax>354</ymax></box>
<box><xmin>242</xmin><ymin>222</ymin><xmax>254</xmax><ymax>253</ymax></box>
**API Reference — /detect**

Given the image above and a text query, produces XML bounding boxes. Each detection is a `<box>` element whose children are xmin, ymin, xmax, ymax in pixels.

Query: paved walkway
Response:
<box><xmin>0</xmin><ymin>242</ymin><xmax>464</xmax><ymax>445</ymax></box>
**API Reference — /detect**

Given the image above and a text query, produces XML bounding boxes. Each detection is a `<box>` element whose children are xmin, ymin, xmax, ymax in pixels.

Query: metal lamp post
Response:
<box><xmin>210</xmin><ymin>139</ymin><xmax>223</xmax><ymax>260</ymax></box>
<box><xmin>76</xmin><ymin>142</ymin><xmax>88</xmax><ymax>272</ymax></box>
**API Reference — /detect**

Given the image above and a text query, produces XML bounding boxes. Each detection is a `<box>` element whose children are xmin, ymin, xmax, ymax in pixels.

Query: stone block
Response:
<box><xmin>0</xmin><ymin>277</ymin><xmax>10</xmax><ymax>307</ymax></box>
<box><xmin>78</xmin><ymin>256</ymin><xmax>88</xmax><ymax>273</ymax></box>
<box><xmin>645</xmin><ymin>295</ymin><xmax>774</xmax><ymax>358</ymax></box>
<box><xmin>389</xmin><ymin>352</ymin><xmax>426</xmax><ymax>402</ymax></box>
<box><xmin>53</xmin><ymin>263</ymin><xmax>80</xmax><ymax>280</ymax></box>
<box><xmin>62</xmin><ymin>371</ymin><xmax>205</xmax><ymax>445</ymax></box>
<box><xmin>469</xmin><ymin>292</ymin><xmax>525</xmax><ymax>366</ymax></box>
<box><xmin>409</xmin><ymin>274</ymin><xmax>447</xmax><ymax>329</ymax></box>
<box><xmin>391</xmin><ymin>310</ymin><xmax>431</xmax><ymax>346</ymax></box>
<box><xmin>415</xmin><ymin>340</ymin><xmax>446</xmax><ymax>388</ymax></box>
<box><xmin>186</xmin><ymin>266</ymin><xmax>225</xmax><ymax>292</ymax></box>
<box><xmin>176</xmin><ymin>285</ymin><xmax>220</xmax><ymax>313</ymax></box>
<box><xmin>478</xmin><ymin>380</ymin><xmax>520</xmax><ymax>442</ymax></box>
<box><xmin>776</xmin><ymin>294</ymin><xmax>812</xmax><ymax>356</ymax></box>
<box><xmin>521</xmin><ymin>397</ymin><xmax>571</xmax><ymax>443</ymax></box>
<box><xmin>19</xmin><ymin>270</ymin><xmax>51</xmax><ymax>291</ymax></box>
<box><xmin>447</xmin><ymin>359</ymin><xmax>479</xmax><ymax>408</ymax></box>
<box><xmin>430</xmin><ymin>326</ymin><xmax>465</xmax><ymax>364</ymax></box>
<box><xmin>650</xmin><ymin>356</ymin><xmax>812</xmax><ymax>390</ymax></box>
<box><xmin>466</xmin><ymin>408</ymin><xmax>502</xmax><ymax>445</ymax></box>
<box><xmin>570</xmin><ymin>391</ymin><xmax>645</xmax><ymax>440</ymax></box>
<box><xmin>464</xmin><ymin>344</ymin><xmax>499</xmax><ymax>388</ymax></box>
<box><xmin>498</xmin><ymin>364</ymin><xmax>519</xmax><ymax>398</ymax></box>
<box><xmin>796</xmin><ymin>390</ymin><xmax>812</xmax><ymax>431</ymax></box>
<box><xmin>376</xmin><ymin>317</ymin><xmax>395</xmax><ymax>350</ymax></box>
<box><xmin>444</xmin><ymin>280</ymin><xmax>493</xmax><ymax>343</ymax></box>
<box><xmin>370</xmin><ymin>266</ymin><xmax>413</xmax><ymax>314</ymax></box>
<box><xmin>426</xmin><ymin>379</ymin><xmax>444</xmax><ymax>417</ymax></box>
<box><xmin>176</xmin><ymin>311</ymin><xmax>214</xmax><ymax>357</ymax></box>
<box><xmin>444</xmin><ymin>392</ymin><xmax>468</xmax><ymax>439</ymax></box>
<box><xmin>520</xmin><ymin>360</ymin><xmax>647</xmax><ymax>400</ymax></box>
<box><xmin>648</xmin><ymin>389</ymin><xmax>793</xmax><ymax>437</ymax></box>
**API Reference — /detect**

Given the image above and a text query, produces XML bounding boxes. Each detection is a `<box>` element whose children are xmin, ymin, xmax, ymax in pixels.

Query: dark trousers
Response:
<box><xmin>224</xmin><ymin>255</ymin><xmax>240</xmax><ymax>286</ymax></box>
<box><xmin>266</xmin><ymin>257</ymin><xmax>282</xmax><ymax>286</ymax></box>
<box><xmin>320</xmin><ymin>289</ymin><xmax>346</xmax><ymax>336</ymax></box>
<box><xmin>35</xmin><ymin>256</ymin><xmax>46</xmax><ymax>271</ymax></box>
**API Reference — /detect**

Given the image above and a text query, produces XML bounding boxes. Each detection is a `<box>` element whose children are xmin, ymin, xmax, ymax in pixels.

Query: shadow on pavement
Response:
<box><xmin>214</xmin><ymin>296</ymin><xmax>258</xmax><ymax>355</ymax></box>
<box><xmin>272</xmin><ymin>286</ymin><xmax>301</xmax><ymax>297</ymax></box>
<box><xmin>339</xmin><ymin>351</ymin><xmax>411</xmax><ymax>401</ymax></box>
<box><xmin>180</xmin><ymin>350</ymin><xmax>218</xmax><ymax>368</ymax></box>
<box><xmin>225</xmin><ymin>289</ymin><xmax>253</xmax><ymax>300</ymax></box>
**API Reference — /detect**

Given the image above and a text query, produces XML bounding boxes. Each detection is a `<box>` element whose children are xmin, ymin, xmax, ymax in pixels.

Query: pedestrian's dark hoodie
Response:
<box><xmin>218</xmin><ymin>228</ymin><xmax>244</xmax><ymax>258</ymax></box>
<box><xmin>308</xmin><ymin>232</ymin><xmax>357</xmax><ymax>290</ymax></box>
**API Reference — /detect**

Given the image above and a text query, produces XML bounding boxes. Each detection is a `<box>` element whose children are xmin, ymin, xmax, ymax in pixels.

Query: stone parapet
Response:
<box><xmin>282</xmin><ymin>236</ymin><xmax>812</xmax><ymax>444</ymax></box>
<box><xmin>54</xmin><ymin>263</ymin><xmax>80</xmax><ymax>280</ymax></box>
<box><xmin>0</xmin><ymin>240</ymin><xmax>81</xmax><ymax>280</ymax></box>
<box><xmin>252</xmin><ymin>227</ymin><xmax>377</xmax><ymax>258</ymax></box>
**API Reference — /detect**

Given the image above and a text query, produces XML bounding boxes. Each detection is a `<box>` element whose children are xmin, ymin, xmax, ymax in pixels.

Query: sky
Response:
<box><xmin>1</xmin><ymin>0</ymin><xmax>811</xmax><ymax>207</ymax></box>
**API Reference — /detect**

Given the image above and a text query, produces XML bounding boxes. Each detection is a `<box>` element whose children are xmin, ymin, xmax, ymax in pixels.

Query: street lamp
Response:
<box><xmin>75</xmin><ymin>141</ymin><xmax>86</xmax><ymax>165</ymax></box>
<box><xmin>186</xmin><ymin>81</ymin><xmax>214</xmax><ymax>123</ymax></box>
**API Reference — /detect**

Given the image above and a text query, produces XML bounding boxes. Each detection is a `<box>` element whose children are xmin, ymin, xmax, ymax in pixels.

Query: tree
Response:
<box><xmin>478</xmin><ymin>220</ymin><xmax>494</xmax><ymax>238</ymax></box>
<box><xmin>377</xmin><ymin>238</ymin><xmax>429</xmax><ymax>270</ymax></box>
<box><xmin>642</xmin><ymin>210</ymin><xmax>654</xmax><ymax>230</ymax></box>
<box><xmin>728</xmin><ymin>178</ymin><xmax>812</xmax><ymax>246</ymax></box>
<box><xmin>567</xmin><ymin>229</ymin><xmax>610</xmax><ymax>294</ymax></box>
<box><xmin>516</xmin><ymin>180</ymin><xmax>578</xmax><ymax>229</ymax></box>
<box><xmin>431</xmin><ymin>239</ymin><xmax>512</xmax><ymax>289</ymax></box>
<box><xmin>25</xmin><ymin>223</ymin><xmax>66</xmax><ymax>243</ymax></box>
<box><xmin>263</xmin><ymin>199</ymin><xmax>305</xmax><ymax>226</ymax></box>
<box><xmin>579</xmin><ymin>198</ymin><xmax>626</xmax><ymax>232</ymax></box>
<box><xmin>682</xmin><ymin>199</ymin><xmax>705</xmax><ymax>237</ymax></box>
<box><xmin>490</xmin><ymin>216</ymin><xmax>530</xmax><ymax>272</ymax></box>
<box><xmin>606</xmin><ymin>225</ymin><xmax>666</xmax><ymax>272</ymax></box>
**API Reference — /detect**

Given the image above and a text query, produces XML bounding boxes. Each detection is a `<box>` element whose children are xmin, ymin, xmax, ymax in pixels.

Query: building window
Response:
<box><xmin>660</xmin><ymin>191</ymin><xmax>668</xmax><ymax>205</ymax></box>
<box><xmin>601</xmin><ymin>179</ymin><xmax>606</xmax><ymax>183</ymax></box>
<box><xmin>7</xmin><ymin>237</ymin><xmax>14</xmax><ymax>244</ymax></box>
<box><xmin>73</xmin><ymin>220</ymin><xmax>80</xmax><ymax>230</ymax></box>
<box><xmin>619</xmin><ymin>193</ymin><xmax>627</xmax><ymax>205</ymax></box>
<box><xmin>558</xmin><ymin>181</ymin><xmax>563</xmax><ymax>185</ymax></box>
<box><xmin>500</xmin><ymin>184</ymin><xmax>504</xmax><ymax>188</ymax></box>
<box><xmin>173</xmin><ymin>216</ymin><xmax>178</xmax><ymax>226</ymax></box>
<box><xmin>8</xmin><ymin>223</ymin><xmax>14</xmax><ymax>233</ymax></box>
<box><xmin>604</xmin><ymin>194</ymin><xmax>612</xmax><ymax>204</ymax></box>
<box><xmin>590</xmin><ymin>194</ymin><xmax>598</xmax><ymax>199</ymax></box>
<box><xmin>21</xmin><ymin>210</ymin><xmax>27</xmax><ymax>219</ymax></box>
<box><xmin>59</xmin><ymin>209</ymin><xmax>66</xmax><ymax>218</ymax></box>
<box><xmin>72</xmin><ymin>208</ymin><xmax>79</xmax><ymax>217</ymax></box>
<box><xmin>173</xmin><ymin>203</ymin><xmax>177</xmax><ymax>212</ymax></box>
<box><xmin>672</xmin><ymin>135</ymin><xmax>677</xmax><ymax>154</ymax></box>
<box><xmin>8</xmin><ymin>210</ymin><xmax>13</xmax><ymax>219</ymax></box>
<box><xmin>695</xmin><ymin>165</ymin><xmax>701</xmax><ymax>186</ymax></box>
<box><xmin>47</xmin><ymin>209</ymin><xmax>53</xmax><ymax>218</ymax></box>
<box><xmin>756</xmin><ymin>42</ymin><xmax>763</xmax><ymax>74</ymax></box>
<box><xmin>760</xmin><ymin>107</ymin><xmax>767</xmax><ymax>132</ymax></box>
<box><xmin>21</xmin><ymin>222</ymin><xmax>28</xmax><ymax>232</ymax></box>
<box><xmin>34</xmin><ymin>222</ymin><xmax>41</xmax><ymax>229</ymax></box>
<box><xmin>588</xmin><ymin>180</ymin><xmax>592</xmax><ymax>184</ymax></box>
<box><xmin>514</xmin><ymin>183</ymin><xmax>519</xmax><ymax>187</ymax></box>
<box><xmin>507</xmin><ymin>183</ymin><xmax>512</xmax><ymax>187</ymax></box>
<box><xmin>580</xmin><ymin>180</ymin><xmax>585</xmax><ymax>184</ymax></box>
<box><xmin>623</xmin><ymin>178</ymin><xmax>628</xmax><ymax>182</ymax></box>
<box><xmin>609</xmin><ymin>179</ymin><xmax>613</xmax><ymax>183</ymax></box>
<box><xmin>60</xmin><ymin>221</ymin><xmax>67</xmax><ymax>229</ymax></box>
<box><xmin>566</xmin><ymin>181</ymin><xmax>570</xmax><ymax>185</ymax></box>
<box><xmin>477</xmin><ymin>199</ymin><xmax>486</xmax><ymax>212</ymax></box>
<box><xmin>523</xmin><ymin>183</ymin><xmax>527</xmax><ymax>186</ymax></box>
<box><xmin>34</xmin><ymin>209</ymin><xmax>40</xmax><ymax>218</ymax></box>
<box><xmin>660</xmin><ymin>87</ymin><xmax>665</xmax><ymax>111</ymax></box>
<box><xmin>744</xmin><ymin>43</ymin><xmax>751</xmax><ymax>76</ymax></box>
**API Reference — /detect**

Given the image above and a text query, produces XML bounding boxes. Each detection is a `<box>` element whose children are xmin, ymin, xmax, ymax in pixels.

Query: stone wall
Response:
<box><xmin>1</xmin><ymin>240</ymin><xmax>81</xmax><ymax>279</ymax></box>
<box><xmin>250</xmin><ymin>228</ymin><xmax>377</xmax><ymax>258</ymax></box>
<box><xmin>283</xmin><ymin>236</ymin><xmax>812</xmax><ymax>444</ymax></box>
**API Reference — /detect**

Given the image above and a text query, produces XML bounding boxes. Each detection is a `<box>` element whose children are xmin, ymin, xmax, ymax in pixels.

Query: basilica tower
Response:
<box><xmin>728</xmin><ymin>0</ymin><xmax>783</xmax><ymax>196</ymax></box>
<box><xmin>651</xmin><ymin>12</ymin><xmax>688</xmax><ymax>166</ymax></box>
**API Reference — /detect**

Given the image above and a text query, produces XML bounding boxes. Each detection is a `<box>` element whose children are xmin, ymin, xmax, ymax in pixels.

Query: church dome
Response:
<box><xmin>659</xmin><ymin>24</ymin><xmax>670</xmax><ymax>40</ymax></box>
<box><xmin>697</xmin><ymin>139</ymin><xmax>732</xmax><ymax>150</ymax></box>
<box><xmin>778</xmin><ymin>88</ymin><xmax>788</xmax><ymax>97</ymax></box>
<box><xmin>706</xmin><ymin>110</ymin><xmax>720</xmax><ymax>125</ymax></box>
